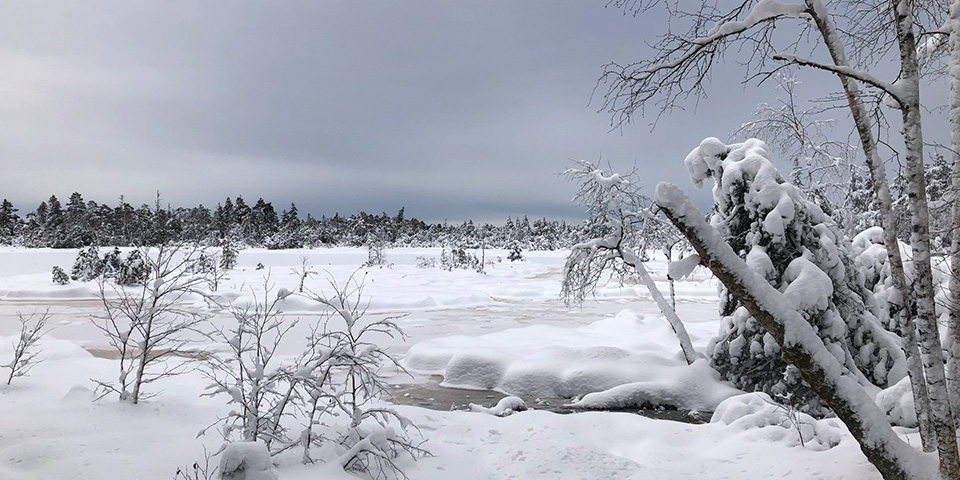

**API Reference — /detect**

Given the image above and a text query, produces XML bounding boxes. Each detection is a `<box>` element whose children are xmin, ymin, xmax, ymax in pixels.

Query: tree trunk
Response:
<box><xmin>804</xmin><ymin>0</ymin><xmax>934</xmax><ymax>452</ymax></box>
<box><xmin>945</xmin><ymin>0</ymin><xmax>960</xmax><ymax>433</ymax></box>
<box><xmin>656</xmin><ymin>183</ymin><xmax>933</xmax><ymax>480</ymax></box>
<box><xmin>623</xmin><ymin>248</ymin><xmax>697</xmax><ymax>365</ymax></box>
<box><xmin>892</xmin><ymin>2</ymin><xmax>960</xmax><ymax>477</ymax></box>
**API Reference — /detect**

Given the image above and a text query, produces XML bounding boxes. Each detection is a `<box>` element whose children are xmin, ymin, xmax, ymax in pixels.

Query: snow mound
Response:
<box><xmin>444</xmin><ymin>350</ymin><xmax>515</xmax><ymax>390</ymax></box>
<box><xmin>875</xmin><ymin>376</ymin><xmax>917</xmax><ymax>427</ymax></box>
<box><xmin>712</xmin><ymin>393</ymin><xmax>845</xmax><ymax>451</ymax></box>
<box><xmin>220</xmin><ymin>442</ymin><xmax>278</xmax><ymax>480</ymax></box>
<box><xmin>569</xmin><ymin>359</ymin><xmax>741</xmax><ymax>411</ymax></box>
<box><xmin>469</xmin><ymin>396</ymin><xmax>528</xmax><ymax>417</ymax></box>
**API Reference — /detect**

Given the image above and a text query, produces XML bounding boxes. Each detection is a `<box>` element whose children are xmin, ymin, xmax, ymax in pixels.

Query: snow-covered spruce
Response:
<box><xmin>71</xmin><ymin>245</ymin><xmax>103</xmax><ymax>282</ymax></box>
<box><xmin>685</xmin><ymin>138</ymin><xmax>903</xmax><ymax>414</ymax></box>
<box><xmin>655</xmin><ymin>181</ymin><xmax>934</xmax><ymax>480</ymax></box>
<box><xmin>51</xmin><ymin>265</ymin><xmax>69</xmax><ymax>285</ymax></box>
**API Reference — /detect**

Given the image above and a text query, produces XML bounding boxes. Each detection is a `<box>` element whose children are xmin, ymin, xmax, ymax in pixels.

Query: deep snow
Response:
<box><xmin>0</xmin><ymin>246</ymin><xmax>914</xmax><ymax>479</ymax></box>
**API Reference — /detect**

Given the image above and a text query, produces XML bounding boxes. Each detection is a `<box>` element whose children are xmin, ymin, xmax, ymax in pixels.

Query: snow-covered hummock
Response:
<box><xmin>220</xmin><ymin>442</ymin><xmax>279</xmax><ymax>480</ymax></box>
<box><xmin>875</xmin><ymin>376</ymin><xmax>918</xmax><ymax>428</ymax></box>
<box><xmin>686</xmin><ymin>137</ymin><xmax>904</xmax><ymax>413</ymax></box>
<box><xmin>712</xmin><ymin>393</ymin><xmax>846</xmax><ymax>451</ymax></box>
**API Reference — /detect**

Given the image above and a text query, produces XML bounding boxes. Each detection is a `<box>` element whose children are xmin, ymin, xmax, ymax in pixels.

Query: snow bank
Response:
<box><xmin>469</xmin><ymin>396</ymin><xmax>528</xmax><ymax>417</ymax></box>
<box><xmin>405</xmin><ymin>310</ymin><xmax>741</xmax><ymax>409</ymax></box>
<box><xmin>875</xmin><ymin>376</ymin><xmax>917</xmax><ymax>427</ymax></box>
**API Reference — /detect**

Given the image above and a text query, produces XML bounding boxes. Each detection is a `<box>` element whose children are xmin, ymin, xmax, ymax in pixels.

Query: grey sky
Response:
<box><xmin>2</xmin><ymin>1</ymin><xmax>809</xmax><ymax>223</ymax></box>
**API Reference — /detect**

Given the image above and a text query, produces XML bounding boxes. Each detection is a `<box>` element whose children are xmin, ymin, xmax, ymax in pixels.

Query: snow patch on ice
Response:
<box><xmin>406</xmin><ymin>310</ymin><xmax>739</xmax><ymax>406</ymax></box>
<box><xmin>570</xmin><ymin>359</ymin><xmax>741</xmax><ymax>411</ymax></box>
<box><xmin>469</xmin><ymin>396</ymin><xmax>527</xmax><ymax>417</ymax></box>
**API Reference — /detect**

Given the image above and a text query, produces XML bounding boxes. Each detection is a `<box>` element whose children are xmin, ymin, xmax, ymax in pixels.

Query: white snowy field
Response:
<box><xmin>0</xmin><ymin>247</ymin><xmax>907</xmax><ymax>479</ymax></box>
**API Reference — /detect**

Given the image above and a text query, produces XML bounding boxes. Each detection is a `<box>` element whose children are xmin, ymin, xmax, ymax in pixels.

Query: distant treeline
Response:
<box><xmin>0</xmin><ymin>193</ymin><xmax>597</xmax><ymax>250</ymax></box>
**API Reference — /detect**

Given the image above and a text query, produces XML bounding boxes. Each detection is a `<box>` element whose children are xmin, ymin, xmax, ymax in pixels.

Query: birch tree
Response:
<box><xmin>560</xmin><ymin>160</ymin><xmax>697</xmax><ymax>365</ymax></box>
<box><xmin>733</xmin><ymin>74</ymin><xmax>857</xmax><ymax>217</ymax></box>
<box><xmin>599</xmin><ymin>0</ymin><xmax>954</xmax><ymax>470</ymax></box>
<box><xmin>945</xmin><ymin>0</ymin><xmax>960</xmax><ymax>434</ymax></box>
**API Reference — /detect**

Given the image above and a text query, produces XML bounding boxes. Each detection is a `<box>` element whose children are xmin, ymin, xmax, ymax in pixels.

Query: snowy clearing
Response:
<box><xmin>0</xmin><ymin>247</ymin><xmax>910</xmax><ymax>479</ymax></box>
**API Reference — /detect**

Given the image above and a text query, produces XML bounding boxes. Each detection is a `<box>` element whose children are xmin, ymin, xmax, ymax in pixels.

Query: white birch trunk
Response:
<box><xmin>804</xmin><ymin>0</ymin><xmax>935</xmax><ymax>452</ymax></box>
<box><xmin>945</xmin><ymin>0</ymin><xmax>960</xmax><ymax>432</ymax></box>
<box><xmin>892</xmin><ymin>1</ymin><xmax>960</xmax><ymax>476</ymax></box>
<box><xmin>622</xmin><ymin>248</ymin><xmax>697</xmax><ymax>365</ymax></box>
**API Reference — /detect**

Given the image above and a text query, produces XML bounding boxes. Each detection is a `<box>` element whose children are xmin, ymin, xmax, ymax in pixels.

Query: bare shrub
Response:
<box><xmin>92</xmin><ymin>244</ymin><xmax>213</xmax><ymax>403</ymax></box>
<box><xmin>5</xmin><ymin>310</ymin><xmax>50</xmax><ymax>385</ymax></box>
<box><xmin>201</xmin><ymin>278</ymin><xmax>297</xmax><ymax>450</ymax></box>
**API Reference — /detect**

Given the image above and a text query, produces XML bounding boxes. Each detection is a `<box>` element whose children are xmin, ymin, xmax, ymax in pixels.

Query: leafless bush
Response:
<box><xmin>92</xmin><ymin>244</ymin><xmax>213</xmax><ymax>403</ymax></box>
<box><xmin>292</xmin><ymin>256</ymin><xmax>316</xmax><ymax>293</ymax></box>
<box><xmin>173</xmin><ymin>448</ymin><xmax>218</xmax><ymax>480</ymax></box>
<box><xmin>5</xmin><ymin>310</ymin><xmax>50</xmax><ymax>385</ymax></box>
<box><xmin>201</xmin><ymin>277</ymin><xmax>298</xmax><ymax>451</ymax></box>
<box><xmin>305</xmin><ymin>273</ymin><xmax>428</xmax><ymax>479</ymax></box>
<box><xmin>200</xmin><ymin>272</ymin><xmax>428</xmax><ymax>478</ymax></box>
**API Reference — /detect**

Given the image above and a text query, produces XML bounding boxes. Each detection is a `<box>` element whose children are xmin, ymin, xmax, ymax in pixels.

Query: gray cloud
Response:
<box><xmin>2</xmin><ymin>1</ymin><xmax>775</xmax><ymax>222</ymax></box>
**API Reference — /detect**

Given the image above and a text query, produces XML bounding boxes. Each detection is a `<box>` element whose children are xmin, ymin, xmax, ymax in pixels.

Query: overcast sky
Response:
<box><xmin>1</xmin><ymin>1</ymin><xmax>844</xmax><ymax>223</ymax></box>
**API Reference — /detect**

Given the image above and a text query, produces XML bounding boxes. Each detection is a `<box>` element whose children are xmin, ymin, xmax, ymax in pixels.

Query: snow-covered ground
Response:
<box><xmin>0</xmin><ymin>247</ymin><xmax>900</xmax><ymax>479</ymax></box>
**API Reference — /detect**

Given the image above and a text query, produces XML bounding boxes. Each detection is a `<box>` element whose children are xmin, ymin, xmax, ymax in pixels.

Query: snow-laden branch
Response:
<box><xmin>772</xmin><ymin>53</ymin><xmax>904</xmax><ymax>105</ymax></box>
<box><xmin>599</xmin><ymin>0</ymin><xmax>809</xmax><ymax>124</ymax></box>
<box><xmin>633</xmin><ymin>1</ymin><xmax>807</xmax><ymax>85</ymax></box>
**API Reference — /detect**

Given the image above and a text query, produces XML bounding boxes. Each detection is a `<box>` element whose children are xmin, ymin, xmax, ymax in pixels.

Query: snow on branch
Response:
<box><xmin>771</xmin><ymin>53</ymin><xmax>904</xmax><ymax>105</ymax></box>
<box><xmin>598</xmin><ymin>0</ymin><xmax>807</xmax><ymax>125</ymax></box>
